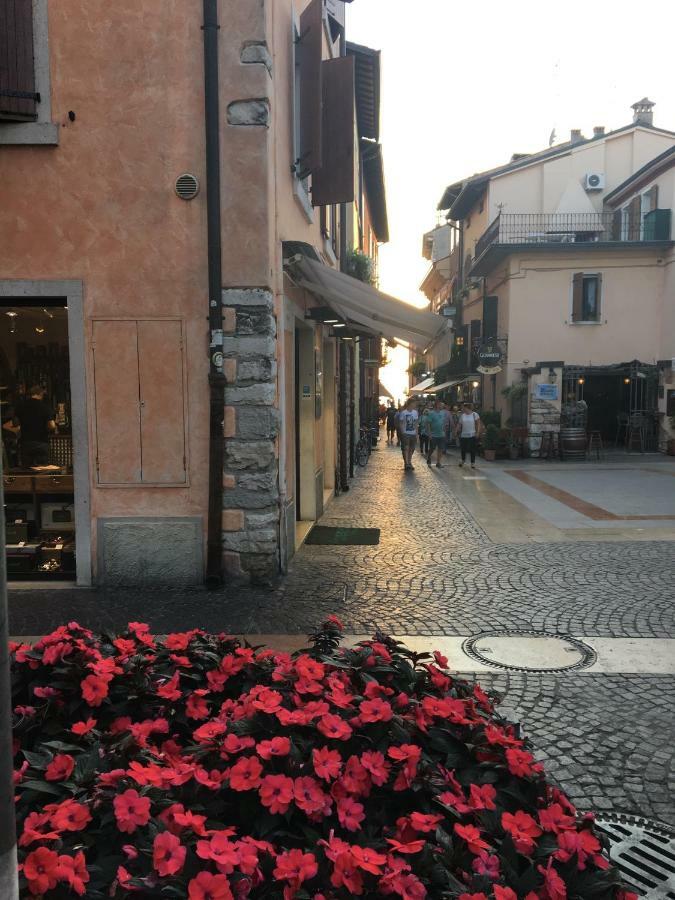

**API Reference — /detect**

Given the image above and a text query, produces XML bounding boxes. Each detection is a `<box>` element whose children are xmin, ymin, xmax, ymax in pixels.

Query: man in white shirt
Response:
<box><xmin>455</xmin><ymin>402</ymin><xmax>483</xmax><ymax>469</ymax></box>
<box><xmin>397</xmin><ymin>398</ymin><xmax>419</xmax><ymax>471</ymax></box>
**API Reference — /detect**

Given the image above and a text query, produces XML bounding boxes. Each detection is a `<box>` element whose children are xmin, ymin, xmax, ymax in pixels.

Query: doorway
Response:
<box><xmin>294</xmin><ymin>324</ymin><xmax>316</xmax><ymax>547</ymax></box>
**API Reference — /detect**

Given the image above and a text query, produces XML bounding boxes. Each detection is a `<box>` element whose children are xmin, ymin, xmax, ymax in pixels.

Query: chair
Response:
<box><xmin>539</xmin><ymin>430</ymin><xmax>559</xmax><ymax>460</ymax></box>
<box><xmin>626</xmin><ymin>414</ymin><xmax>646</xmax><ymax>454</ymax></box>
<box><xmin>615</xmin><ymin>413</ymin><xmax>629</xmax><ymax>448</ymax></box>
<box><xmin>587</xmin><ymin>431</ymin><xmax>605</xmax><ymax>461</ymax></box>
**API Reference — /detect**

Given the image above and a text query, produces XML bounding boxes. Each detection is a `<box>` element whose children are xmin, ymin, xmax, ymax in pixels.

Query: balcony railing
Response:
<box><xmin>474</xmin><ymin>210</ymin><xmax>672</xmax><ymax>261</ymax></box>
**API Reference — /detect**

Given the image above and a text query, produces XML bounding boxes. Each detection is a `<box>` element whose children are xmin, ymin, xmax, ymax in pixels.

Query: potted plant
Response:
<box><xmin>483</xmin><ymin>423</ymin><xmax>499</xmax><ymax>460</ymax></box>
<box><xmin>508</xmin><ymin>431</ymin><xmax>521</xmax><ymax>459</ymax></box>
<box><xmin>668</xmin><ymin>415</ymin><xmax>675</xmax><ymax>456</ymax></box>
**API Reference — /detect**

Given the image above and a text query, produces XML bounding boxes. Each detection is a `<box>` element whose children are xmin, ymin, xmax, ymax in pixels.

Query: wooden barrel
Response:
<box><xmin>560</xmin><ymin>428</ymin><xmax>586</xmax><ymax>460</ymax></box>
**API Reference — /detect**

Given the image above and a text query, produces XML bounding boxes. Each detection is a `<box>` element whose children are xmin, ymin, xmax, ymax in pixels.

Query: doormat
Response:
<box><xmin>305</xmin><ymin>526</ymin><xmax>380</xmax><ymax>546</ymax></box>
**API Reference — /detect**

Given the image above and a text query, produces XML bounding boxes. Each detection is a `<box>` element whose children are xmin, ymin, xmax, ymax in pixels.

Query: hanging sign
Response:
<box><xmin>477</xmin><ymin>342</ymin><xmax>503</xmax><ymax>375</ymax></box>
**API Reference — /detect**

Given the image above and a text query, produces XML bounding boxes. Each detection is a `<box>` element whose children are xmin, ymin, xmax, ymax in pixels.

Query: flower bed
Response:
<box><xmin>10</xmin><ymin>618</ymin><xmax>635</xmax><ymax>899</ymax></box>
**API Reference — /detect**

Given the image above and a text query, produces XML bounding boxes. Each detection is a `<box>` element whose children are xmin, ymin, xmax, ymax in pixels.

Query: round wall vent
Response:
<box><xmin>175</xmin><ymin>173</ymin><xmax>200</xmax><ymax>200</ymax></box>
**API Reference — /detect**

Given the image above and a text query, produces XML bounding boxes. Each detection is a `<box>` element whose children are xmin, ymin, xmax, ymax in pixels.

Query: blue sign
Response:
<box><xmin>534</xmin><ymin>383</ymin><xmax>559</xmax><ymax>400</ymax></box>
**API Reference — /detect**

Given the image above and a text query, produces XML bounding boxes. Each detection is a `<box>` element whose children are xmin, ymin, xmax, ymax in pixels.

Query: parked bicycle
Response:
<box><xmin>356</xmin><ymin>424</ymin><xmax>378</xmax><ymax>467</ymax></box>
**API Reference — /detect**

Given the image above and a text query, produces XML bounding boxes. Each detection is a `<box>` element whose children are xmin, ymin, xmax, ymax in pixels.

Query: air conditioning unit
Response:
<box><xmin>584</xmin><ymin>172</ymin><xmax>605</xmax><ymax>192</ymax></box>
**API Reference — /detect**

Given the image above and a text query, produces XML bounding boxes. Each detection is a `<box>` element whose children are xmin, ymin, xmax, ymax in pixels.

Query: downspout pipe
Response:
<box><xmin>203</xmin><ymin>0</ymin><xmax>226</xmax><ymax>587</ymax></box>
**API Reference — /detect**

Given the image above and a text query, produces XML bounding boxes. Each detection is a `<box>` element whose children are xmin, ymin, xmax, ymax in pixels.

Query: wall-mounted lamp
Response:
<box><xmin>548</xmin><ymin>367</ymin><xmax>557</xmax><ymax>384</ymax></box>
<box><xmin>623</xmin><ymin>377</ymin><xmax>630</xmax><ymax>385</ymax></box>
<box><xmin>578</xmin><ymin>377</ymin><xmax>585</xmax><ymax>385</ymax></box>
<box><xmin>471</xmin><ymin>380</ymin><xmax>480</xmax><ymax>389</ymax></box>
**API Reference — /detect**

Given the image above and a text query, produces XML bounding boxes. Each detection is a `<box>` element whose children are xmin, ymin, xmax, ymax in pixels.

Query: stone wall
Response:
<box><xmin>221</xmin><ymin>288</ymin><xmax>280</xmax><ymax>583</ymax></box>
<box><xmin>528</xmin><ymin>397</ymin><xmax>561</xmax><ymax>457</ymax></box>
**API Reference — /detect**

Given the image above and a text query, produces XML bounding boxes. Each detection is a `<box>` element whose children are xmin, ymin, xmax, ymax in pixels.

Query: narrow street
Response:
<box><xmin>10</xmin><ymin>439</ymin><xmax>675</xmax><ymax>828</ymax></box>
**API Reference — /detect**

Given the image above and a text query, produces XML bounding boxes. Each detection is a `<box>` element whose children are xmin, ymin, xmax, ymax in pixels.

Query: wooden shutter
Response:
<box><xmin>644</xmin><ymin>185</ymin><xmax>658</xmax><ymax>211</ymax></box>
<box><xmin>93</xmin><ymin>321</ymin><xmax>142</xmax><ymax>484</ymax></box>
<box><xmin>572</xmin><ymin>273</ymin><xmax>584</xmax><ymax>322</ymax></box>
<box><xmin>0</xmin><ymin>0</ymin><xmax>37</xmax><ymax>121</ymax></box>
<box><xmin>312</xmin><ymin>56</ymin><xmax>355</xmax><ymax>207</ymax></box>
<box><xmin>594</xmin><ymin>274</ymin><xmax>602</xmax><ymax>321</ymax></box>
<box><xmin>482</xmin><ymin>296</ymin><xmax>498</xmax><ymax>340</ymax></box>
<box><xmin>627</xmin><ymin>195</ymin><xmax>641</xmax><ymax>240</ymax></box>
<box><xmin>611</xmin><ymin>209</ymin><xmax>622</xmax><ymax>240</ymax></box>
<box><xmin>297</xmin><ymin>0</ymin><xmax>323</xmax><ymax>176</ymax></box>
<box><xmin>137</xmin><ymin>321</ymin><xmax>187</xmax><ymax>484</ymax></box>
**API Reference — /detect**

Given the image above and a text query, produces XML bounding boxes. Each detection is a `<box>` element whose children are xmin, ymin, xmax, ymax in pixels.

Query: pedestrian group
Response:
<box><xmin>384</xmin><ymin>398</ymin><xmax>484</xmax><ymax>471</ymax></box>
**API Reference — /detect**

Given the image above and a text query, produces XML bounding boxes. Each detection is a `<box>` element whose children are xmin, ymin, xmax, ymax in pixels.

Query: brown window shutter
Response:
<box><xmin>611</xmin><ymin>209</ymin><xmax>622</xmax><ymax>240</ymax></box>
<box><xmin>297</xmin><ymin>0</ymin><xmax>323</xmax><ymax>176</ymax></box>
<box><xmin>312</xmin><ymin>56</ymin><xmax>355</xmax><ymax>207</ymax></box>
<box><xmin>595</xmin><ymin>273</ymin><xmax>602</xmax><ymax>319</ymax></box>
<box><xmin>0</xmin><ymin>0</ymin><xmax>37</xmax><ymax>121</ymax></box>
<box><xmin>572</xmin><ymin>273</ymin><xmax>583</xmax><ymax>322</ymax></box>
<box><xmin>645</xmin><ymin>184</ymin><xmax>659</xmax><ymax>211</ymax></box>
<box><xmin>628</xmin><ymin>195</ymin><xmax>641</xmax><ymax>240</ymax></box>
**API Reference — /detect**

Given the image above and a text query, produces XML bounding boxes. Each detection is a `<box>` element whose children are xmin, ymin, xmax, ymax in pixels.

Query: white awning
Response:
<box><xmin>425</xmin><ymin>378</ymin><xmax>465</xmax><ymax>394</ymax></box>
<box><xmin>409</xmin><ymin>376</ymin><xmax>436</xmax><ymax>394</ymax></box>
<box><xmin>289</xmin><ymin>256</ymin><xmax>449</xmax><ymax>348</ymax></box>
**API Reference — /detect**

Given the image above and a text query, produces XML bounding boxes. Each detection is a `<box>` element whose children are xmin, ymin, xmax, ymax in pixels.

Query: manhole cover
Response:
<box><xmin>462</xmin><ymin>630</ymin><xmax>596</xmax><ymax>672</ymax></box>
<box><xmin>595</xmin><ymin>814</ymin><xmax>675</xmax><ymax>899</ymax></box>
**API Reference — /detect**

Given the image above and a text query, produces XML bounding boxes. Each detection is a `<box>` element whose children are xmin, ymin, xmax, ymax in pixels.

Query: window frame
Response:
<box><xmin>570</xmin><ymin>272</ymin><xmax>602</xmax><ymax>325</ymax></box>
<box><xmin>0</xmin><ymin>0</ymin><xmax>58</xmax><ymax>145</ymax></box>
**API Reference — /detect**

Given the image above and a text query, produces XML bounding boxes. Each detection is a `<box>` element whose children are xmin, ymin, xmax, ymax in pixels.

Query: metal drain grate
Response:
<box><xmin>595</xmin><ymin>814</ymin><xmax>675</xmax><ymax>899</ymax></box>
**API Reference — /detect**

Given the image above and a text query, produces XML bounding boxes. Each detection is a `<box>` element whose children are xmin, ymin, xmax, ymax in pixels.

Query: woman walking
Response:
<box><xmin>455</xmin><ymin>402</ymin><xmax>483</xmax><ymax>469</ymax></box>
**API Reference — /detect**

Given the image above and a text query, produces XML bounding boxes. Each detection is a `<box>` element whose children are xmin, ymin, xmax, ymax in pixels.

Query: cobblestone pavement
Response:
<box><xmin>9</xmin><ymin>442</ymin><xmax>675</xmax><ymax>826</ymax></box>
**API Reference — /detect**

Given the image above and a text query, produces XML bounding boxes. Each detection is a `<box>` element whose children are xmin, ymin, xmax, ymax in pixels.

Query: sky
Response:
<box><xmin>345</xmin><ymin>0</ymin><xmax>675</xmax><ymax>402</ymax></box>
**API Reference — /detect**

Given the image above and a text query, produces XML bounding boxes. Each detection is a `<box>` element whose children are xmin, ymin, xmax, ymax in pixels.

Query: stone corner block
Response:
<box><xmin>222</xmin><ymin>288</ymin><xmax>274</xmax><ymax>309</ymax></box>
<box><xmin>227</xmin><ymin>99</ymin><xmax>270</xmax><ymax>127</ymax></box>
<box><xmin>241</xmin><ymin>42</ymin><xmax>272</xmax><ymax>74</ymax></box>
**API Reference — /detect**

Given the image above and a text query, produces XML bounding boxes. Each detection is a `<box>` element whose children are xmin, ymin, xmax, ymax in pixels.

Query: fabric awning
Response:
<box><xmin>289</xmin><ymin>256</ymin><xmax>448</xmax><ymax>348</ymax></box>
<box><xmin>409</xmin><ymin>376</ymin><xmax>436</xmax><ymax>394</ymax></box>
<box><xmin>425</xmin><ymin>378</ymin><xmax>465</xmax><ymax>394</ymax></box>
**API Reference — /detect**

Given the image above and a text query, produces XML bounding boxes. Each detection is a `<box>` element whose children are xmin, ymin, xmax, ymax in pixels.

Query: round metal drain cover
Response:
<box><xmin>462</xmin><ymin>630</ymin><xmax>596</xmax><ymax>672</ymax></box>
<box><xmin>595</xmin><ymin>814</ymin><xmax>675</xmax><ymax>898</ymax></box>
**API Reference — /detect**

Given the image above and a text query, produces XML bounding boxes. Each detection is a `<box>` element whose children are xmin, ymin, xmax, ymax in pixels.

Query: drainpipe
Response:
<box><xmin>203</xmin><ymin>0</ymin><xmax>226</xmax><ymax>587</ymax></box>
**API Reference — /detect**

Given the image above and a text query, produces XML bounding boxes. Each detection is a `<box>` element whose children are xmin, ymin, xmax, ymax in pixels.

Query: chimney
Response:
<box><xmin>570</xmin><ymin>129</ymin><xmax>584</xmax><ymax>144</ymax></box>
<box><xmin>632</xmin><ymin>97</ymin><xmax>655</xmax><ymax>126</ymax></box>
<box><xmin>593</xmin><ymin>126</ymin><xmax>605</xmax><ymax>137</ymax></box>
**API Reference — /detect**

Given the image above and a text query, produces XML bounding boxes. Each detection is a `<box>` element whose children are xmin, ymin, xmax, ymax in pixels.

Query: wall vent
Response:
<box><xmin>175</xmin><ymin>173</ymin><xmax>200</xmax><ymax>200</ymax></box>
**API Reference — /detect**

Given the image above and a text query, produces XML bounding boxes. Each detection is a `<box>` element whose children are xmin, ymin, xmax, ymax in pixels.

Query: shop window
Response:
<box><xmin>571</xmin><ymin>273</ymin><xmax>602</xmax><ymax>324</ymax></box>
<box><xmin>92</xmin><ymin>319</ymin><xmax>187</xmax><ymax>485</ymax></box>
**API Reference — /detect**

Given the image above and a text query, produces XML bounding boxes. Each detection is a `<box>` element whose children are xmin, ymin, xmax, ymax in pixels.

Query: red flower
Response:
<box><xmin>326</xmin><ymin>614</ymin><xmax>343</xmax><ymax>630</ymax></box>
<box><xmin>484</xmin><ymin>724</ymin><xmax>521</xmax><ymax>747</ymax></box>
<box><xmin>337</xmin><ymin>797</ymin><xmax>365</xmax><ymax>831</ymax></box>
<box><xmin>395</xmin><ymin>873</ymin><xmax>427</xmax><ymax>900</ymax></box>
<box><xmin>359</xmin><ymin>697</ymin><xmax>393</xmax><ymax>723</ymax></box>
<box><xmin>81</xmin><ymin>674</ymin><xmax>110</xmax><ymax>706</ymax></box>
<box><xmin>505</xmin><ymin>747</ymin><xmax>543</xmax><ymax>779</ymax></box>
<box><xmin>188</xmin><ymin>872</ymin><xmax>234</xmax><ymax>900</ymax></box>
<box><xmin>350</xmin><ymin>845</ymin><xmax>387</xmax><ymax>874</ymax></box>
<box><xmin>330</xmin><ymin>850</ymin><xmax>364</xmax><ymax>895</ymax></box>
<box><xmin>554</xmin><ymin>829</ymin><xmax>601</xmax><ymax>870</ymax></box>
<box><xmin>454</xmin><ymin>823</ymin><xmax>491</xmax><ymax>854</ymax></box>
<box><xmin>19</xmin><ymin>811</ymin><xmax>60</xmax><ymax>847</ymax></box>
<box><xmin>186</xmin><ymin>692</ymin><xmax>210</xmax><ymax>720</ymax></box>
<box><xmin>274</xmin><ymin>848</ymin><xmax>319</xmax><ymax>885</ymax></box>
<box><xmin>196</xmin><ymin>833</ymin><xmax>239</xmax><ymax>874</ymax></box>
<box><xmin>23</xmin><ymin>847</ymin><xmax>61</xmax><ymax>895</ymax></box>
<box><xmin>493</xmin><ymin>888</ymin><xmax>517</xmax><ymax>900</ymax></box>
<box><xmin>317</xmin><ymin>714</ymin><xmax>353</xmax><ymax>741</ymax></box>
<box><xmin>71</xmin><ymin>717</ymin><xmax>97</xmax><ymax>736</ymax></box>
<box><xmin>501</xmin><ymin>811</ymin><xmax>543</xmax><ymax>855</ymax></box>
<box><xmin>472</xmin><ymin>851</ymin><xmax>500</xmax><ymax>879</ymax></box>
<box><xmin>56</xmin><ymin>851</ymin><xmax>90</xmax><ymax>896</ymax></box>
<box><xmin>459</xmin><ymin>894</ymin><xmax>488</xmax><ymax>900</ymax></box>
<box><xmin>468</xmin><ymin>783</ymin><xmax>497</xmax><ymax>811</ymax></box>
<box><xmin>259</xmin><ymin>773</ymin><xmax>295</xmax><ymax>813</ymax></box>
<box><xmin>229</xmin><ymin>755</ymin><xmax>263</xmax><ymax>791</ymax></box>
<box><xmin>49</xmin><ymin>799</ymin><xmax>92</xmax><ymax>832</ymax></box>
<box><xmin>295</xmin><ymin>654</ymin><xmax>326</xmax><ymax>682</ymax></box>
<box><xmin>386</xmin><ymin>837</ymin><xmax>426</xmax><ymax>854</ymax></box>
<box><xmin>113</xmin><ymin>789</ymin><xmax>151</xmax><ymax>833</ymax></box>
<box><xmin>157</xmin><ymin>670</ymin><xmax>181</xmax><ymax>700</ymax></box>
<box><xmin>153</xmin><ymin>831</ymin><xmax>186</xmax><ymax>877</ymax></box>
<box><xmin>539</xmin><ymin>803</ymin><xmax>576</xmax><ymax>834</ymax></box>
<box><xmin>409</xmin><ymin>812</ymin><xmax>444</xmax><ymax>832</ymax></box>
<box><xmin>360</xmin><ymin>750</ymin><xmax>390</xmax><ymax>786</ymax></box>
<box><xmin>294</xmin><ymin>776</ymin><xmax>328</xmax><ymax>815</ymax></box>
<box><xmin>250</xmin><ymin>686</ymin><xmax>283</xmax><ymax>713</ymax></box>
<box><xmin>341</xmin><ymin>755</ymin><xmax>371</xmax><ymax>795</ymax></box>
<box><xmin>538</xmin><ymin>858</ymin><xmax>568</xmax><ymax>899</ymax></box>
<box><xmin>45</xmin><ymin>753</ymin><xmax>75</xmax><ymax>782</ymax></box>
<box><xmin>433</xmin><ymin>650</ymin><xmax>449</xmax><ymax>668</ymax></box>
<box><xmin>257</xmin><ymin>736</ymin><xmax>291</xmax><ymax>759</ymax></box>
<box><xmin>313</xmin><ymin>746</ymin><xmax>343</xmax><ymax>781</ymax></box>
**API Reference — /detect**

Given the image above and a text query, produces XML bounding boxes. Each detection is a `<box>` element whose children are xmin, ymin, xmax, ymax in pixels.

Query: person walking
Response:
<box><xmin>398</xmin><ymin>398</ymin><xmax>419</xmax><ymax>471</ymax></box>
<box><xmin>424</xmin><ymin>399</ymin><xmax>447</xmax><ymax>468</ymax></box>
<box><xmin>418</xmin><ymin>403</ymin><xmax>430</xmax><ymax>457</ymax></box>
<box><xmin>455</xmin><ymin>401</ymin><xmax>483</xmax><ymax>469</ymax></box>
<box><xmin>385</xmin><ymin>401</ymin><xmax>398</xmax><ymax>445</ymax></box>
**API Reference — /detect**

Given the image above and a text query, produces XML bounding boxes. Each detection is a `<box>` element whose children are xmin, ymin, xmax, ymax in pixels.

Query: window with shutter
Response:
<box><xmin>92</xmin><ymin>320</ymin><xmax>188</xmax><ymax>485</ymax></box>
<box><xmin>0</xmin><ymin>0</ymin><xmax>38</xmax><ymax>121</ymax></box>
<box><xmin>482</xmin><ymin>296</ymin><xmax>498</xmax><ymax>340</ymax></box>
<box><xmin>611</xmin><ymin>209</ymin><xmax>622</xmax><ymax>241</ymax></box>
<box><xmin>627</xmin><ymin>195</ymin><xmax>641</xmax><ymax>240</ymax></box>
<box><xmin>312</xmin><ymin>56</ymin><xmax>355</xmax><ymax>207</ymax></box>
<box><xmin>571</xmin><ymin>274</ymin><xmax>601</xmax><ymax>323</ymax></box>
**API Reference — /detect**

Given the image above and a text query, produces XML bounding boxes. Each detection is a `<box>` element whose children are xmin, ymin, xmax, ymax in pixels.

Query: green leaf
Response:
<box><xmin>22</xmin><ymin>749</ymin><xmax>51</xmax><ymax>768</ymax></box>
<box><xmin>19</xmin><ymin>779</ymin><xmax>64</xmax><ymax>796</ymax></box>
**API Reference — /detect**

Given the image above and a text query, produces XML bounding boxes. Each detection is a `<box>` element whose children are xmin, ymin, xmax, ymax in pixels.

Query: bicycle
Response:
<box><xmin>356</xmin><ymin>426</ymin><xmax>372</xmax><ymax>467</ymax></box>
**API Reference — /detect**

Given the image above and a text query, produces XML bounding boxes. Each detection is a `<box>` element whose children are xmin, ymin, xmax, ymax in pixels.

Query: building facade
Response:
<box><xmin>1</xmin><ymin>0</ymin><xmax>443</xmax><ymax>588</ymax></box>
<box><xmin>430</xmin><ymin>100</ymin><xmax>674</xmax><ymax>448</ymax></box>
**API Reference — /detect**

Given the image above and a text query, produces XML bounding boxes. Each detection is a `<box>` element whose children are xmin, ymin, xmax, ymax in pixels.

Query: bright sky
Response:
<box><xmin>346</xmin><ymin>0</ymin><xmax>675</xmax><ymax>402</ymax></box>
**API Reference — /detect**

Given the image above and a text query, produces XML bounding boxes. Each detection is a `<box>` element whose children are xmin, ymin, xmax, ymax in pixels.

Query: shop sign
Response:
<box><xmin>441</xmin><ymin>306</ymin><xmax>457</xmax><ymax>318</ymax></box>
<box><xmin>477</xmin><ymin>342</ymin><xmax>503</xmax><ymax>375</ymax></box>
<box><xmin>534</xmin><ymin>383</ymin><xmax>559</xmax><ymax>401</ymax></box>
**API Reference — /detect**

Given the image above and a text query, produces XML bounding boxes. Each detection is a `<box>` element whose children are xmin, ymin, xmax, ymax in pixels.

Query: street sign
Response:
<box><xmin>477</xmin><ymin>342</ymin><xmax>503</xmax><ymax>375</ymax></box>
<box><xmin>441</xmin><ymin>306</ymin><xmax>457</xmax><ymax>318</ymax></box>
